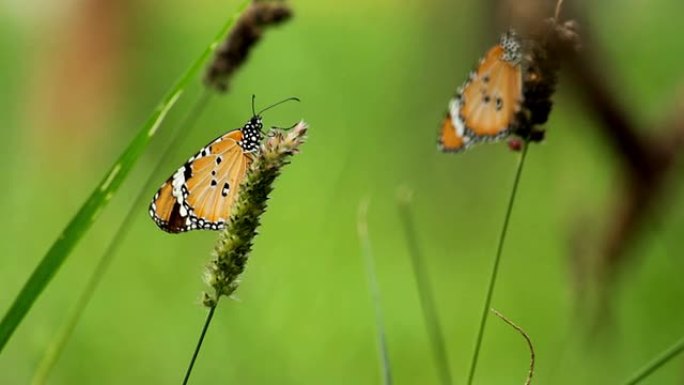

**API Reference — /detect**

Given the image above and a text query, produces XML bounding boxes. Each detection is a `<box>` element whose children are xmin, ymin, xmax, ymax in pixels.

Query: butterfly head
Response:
<box><xmin>240</xmin><ymin>116</ymin><xmax>264</xmax><ymax>153</ymax></box>
<box><xmin>248</xmin><ymin>115</ymin><xmax>264</xmax><ymax>130</ymax></box>
<box><xmin>500</xmin><ymin>29</ymin><xmax>522</xmax><ymax>64</ymax></box>
<box><xmin>243</xmin><ymin>95</ymin><xmax>300</xmax><ymax>151</ymax></box>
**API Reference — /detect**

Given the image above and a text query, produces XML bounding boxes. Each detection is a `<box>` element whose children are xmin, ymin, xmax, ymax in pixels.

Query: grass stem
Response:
<box><xmin>357</xmin><ymin>199</ymin><xmax>393</xmax><ymax>385</ymax></box>
<box><xmin>491</xmin><ymin>309</ymin><xmax>535</xmax><ymax>385</ymax></box>
<box><xmin>183</xmin><ymin>305</ymin><xmax>218</xmax><ymax>385</ymax></box>
<box><xmin>0</xmin><ymin>1</ymin><xmax>248</xmax><ymax>353</ymax></box>
<box><xmin>623</xmin><ymin>336</ymin><xmax>684</xmax><ymax>385</ymax></box>
<box><xmin>397</xmin><ymin>189</ymin><xmax>452</xmax><ymax>385</ymax></box>
<box><xmin>466</xmin><ymin>142</ymin><xmax>530</xmax><ymax>385</ymax></box>
<box><xmin>30</xmin><ymin>91</ymin><xmax>213</xmax><ymax>385</ymax></box>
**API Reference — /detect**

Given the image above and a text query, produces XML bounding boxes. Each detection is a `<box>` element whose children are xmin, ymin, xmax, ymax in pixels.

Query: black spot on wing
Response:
<box><xmin>183</xmin><ymin>164</ymin><xmax>192</xmax><ymax>181</ymax></box>
<box><xmin>163</xmin><ymin>202</ymin><xmax>187</xmax><ymax>233</ymax></box>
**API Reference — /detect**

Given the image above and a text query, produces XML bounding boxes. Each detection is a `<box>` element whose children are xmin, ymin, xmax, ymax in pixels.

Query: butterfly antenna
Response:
<box><xmin>554</xmin><ymin>0</ymin><xmax>565</xmax><ymax>21</ymax></box>
<box><xmin>251</xmin><ymin>94</ymin><xmax>257</xmax><ymax>117</ymax></box>
<box><xmin>257</xmin><ymin>97</ymin><xmax>300</xmax><ymax>116</ymax></box>
<box><xmin>270</xmin><ymin>122</ymin><xmax>299</xmax><ymax>131</ymax></box>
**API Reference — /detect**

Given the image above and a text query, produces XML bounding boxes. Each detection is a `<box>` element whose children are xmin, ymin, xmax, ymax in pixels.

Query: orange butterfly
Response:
<box><xmin>149</xmin><ymin>97</ymin><xmax>298</xmax><ymax>233</ymax></box>
<box><xmin>439</xmin><ymin>30</ymin><xmax>524</xmax><ymax>152</ymax></box>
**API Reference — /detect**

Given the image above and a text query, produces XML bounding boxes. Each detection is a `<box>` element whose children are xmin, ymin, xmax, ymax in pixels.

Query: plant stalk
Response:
<box><xmin>357</xmin><ymin>199</ymin><xmax>393</xmax><ymax>385</ymax></box>
<box><xmin>183</xmin><ymin>304</ymin><xmax>218</xmax><ymax>385</ymax></box>
<box><xmin>0</xmin><ymin>1</ymin><xmax>248</xmax><ymax>353</ymax></box>
<box><xmin>31</xmin><ymin>91</ymin><xmax>213</xmax><ymax>385</ymax></box>
<box><xmin>398</xmin><ymin>191</ymin><xmax>452</xmax><ymax>385</ymax></box>
<box><xmin>623</xmin><ymin>336</ymin><xmax>684</xmax><ymax>385</ymax></box>
<box><xmin>466</xmin><ymin>142</ymin><xmax>530</xmax><ymax>385</ymax></box>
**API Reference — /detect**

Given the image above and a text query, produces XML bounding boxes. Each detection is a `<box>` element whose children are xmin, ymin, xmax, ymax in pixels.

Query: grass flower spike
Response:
<box><xmin>204</xmin><ymin>121</ymin><xmax>308</xmax><ymax>306</ymax></box>
<box><xmin>184</xmin><ymin>121</ymin><xmax>307</xmax><ymax>384</ymax></box>
<box><xmin>205</xmin><ymin>1</ymin><xmax>293</xmax><ymax>92</ymax></box>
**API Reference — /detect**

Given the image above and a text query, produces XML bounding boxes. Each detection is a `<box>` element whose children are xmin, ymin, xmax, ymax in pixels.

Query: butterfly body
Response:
<box><xmin>150</xmin><ymin>117</ymin><xmax>263</xmax><ymax>233</ymax></box>
<box><xmin>439</xmin><ymin>30</ymin><xmax>524</xmax><ymax>152</ymax></box>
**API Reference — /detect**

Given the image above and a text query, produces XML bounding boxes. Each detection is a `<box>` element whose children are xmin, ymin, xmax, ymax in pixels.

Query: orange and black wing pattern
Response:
<box><xmin>438</xmin><ymin>98</ymin><xmax>471</xmax><ymax>152</ymax></box>
<box><xmin>149</xmin><ymin>117</ymin><xmax>262</xmax><ymax>233</ymax></box>
<box><xmin>439</xmin><ymin>30</ymin><xmax>524</xmax><ymax>152</ymax></box>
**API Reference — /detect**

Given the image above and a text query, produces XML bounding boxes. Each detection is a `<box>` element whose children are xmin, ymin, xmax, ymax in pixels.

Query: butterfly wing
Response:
<box><xmin>438</xmin><ymin>98</ymin><xmax>471</xmax><ymax>152</ymax></box>
<box><xmin>150</xmin><ymin>129</ymin><xmax>254</xmax><ymax>233</ymax></box>
<box><xmin>439</xmin><ymin>30</ymin><xmax>523</xmax><ymax>153</ymax></box>
<box><xmin>149</xmin><ymin>178</ymin><xmax>187</xmax><ymax>233</ymax></box>
<box><xmin>184</xmin><ymin>130</ymin><xmax>253</xmax><ymax>229</ymax></box>
<box><xmin>460</xmin><ymin>43</ymin><xmax>523</xmax><ymax>139</ymax></box>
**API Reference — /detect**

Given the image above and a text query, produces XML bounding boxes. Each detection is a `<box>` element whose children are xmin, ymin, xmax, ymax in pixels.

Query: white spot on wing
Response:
<box><xmin>448</xmin><ymin>98</ymin><xmax>466</xmax><ymax>137</ymax></box>
<box><xmin>171</xmin><ymin>167</ymin><xmax>186</xmax><ymax>206</ymax></box>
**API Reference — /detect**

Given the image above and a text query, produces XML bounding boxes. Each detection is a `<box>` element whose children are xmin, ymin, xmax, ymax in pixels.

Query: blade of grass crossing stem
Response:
<box><xmin>357</xmin><ymin>199</ymin><xmax>393</xmax><ymax>385</ymax></box>
<box><xmin>0</xmin><ymin>0</ymin><xmax>249</xmax><ymax>353</ymax></box>
<box><xmin>491</xmin><ymin>309</ymin><xmax>535</xmax><ymax>385</ymax></box>
<box><xmin>466</xmin><ymin>142</ymin><xmax>530</xmax><ymax>385</ymax></box>
<box><xmin>397</xmin><ymin>188</ymin><xmax>452</xmax><ymax>385</ymax></box>
<box><xmin>623</xmin><ymin>336</ymin><xmax>684</xmax><ymax>385</ymax></box>
<box><xmin>31</xmin><ymin>91</ymin><xmax>214</xmax><ymax>385</ymax></box>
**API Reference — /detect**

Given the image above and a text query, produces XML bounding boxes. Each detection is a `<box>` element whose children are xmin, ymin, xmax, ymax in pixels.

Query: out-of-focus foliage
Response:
<box><xmin>1</xmin><ymin>0</ymin><xmax>683</xmax><ymax>384</ymax></box>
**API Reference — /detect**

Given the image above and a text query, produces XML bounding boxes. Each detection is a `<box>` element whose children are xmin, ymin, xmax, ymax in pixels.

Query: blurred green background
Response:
<box><xmin>1</xmin><ymin>0</ymin><xmax>684</xmax><ymax>383</ymax></box>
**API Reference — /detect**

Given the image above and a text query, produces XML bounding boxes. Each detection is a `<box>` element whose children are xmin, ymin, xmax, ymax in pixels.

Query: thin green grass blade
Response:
<box><xmin>623</xmin><ymin>336</ymin><xmax>684</xmax><ymax>385</ymax></box>
<box><xmin>357</xmin><ymin>199</ymin><xmax>393</xmax><ymax>385</ymax></box>
<box><xmin>30</xmin><ymin>91</ymin><xmax>213</xmax><ymax>385</ymax></box>
<box><xmin>0</xmin><ymin>0</ymin><xmax>249</xmax><ymax>353</ymax></box>
<box><xmin>397</xmin><ymin>189</ymin><xmax>452</xmax><ymax>385</ymax></box>
<box><xmin>466</xmin><ymin>142</ymin><xmax>530</xmax><ymax>385</ymax></box>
